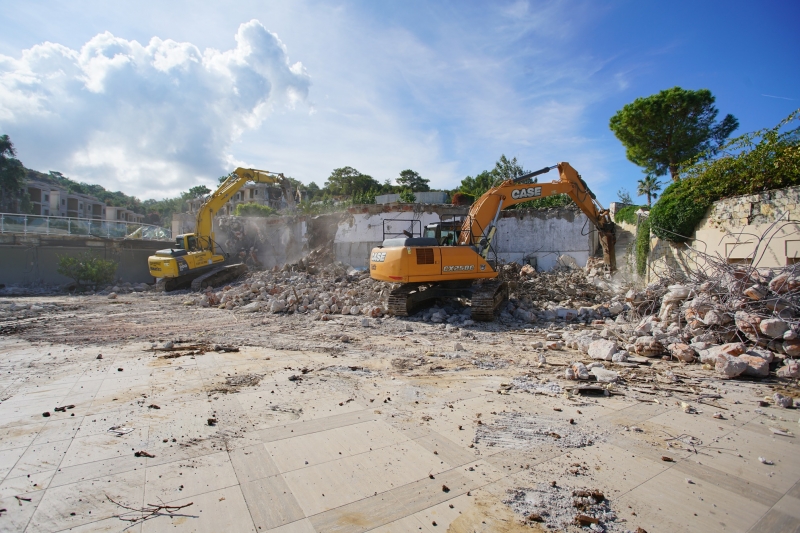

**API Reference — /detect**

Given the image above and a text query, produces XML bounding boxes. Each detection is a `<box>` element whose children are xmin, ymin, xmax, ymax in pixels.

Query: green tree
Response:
<box><xmin>0</xmin><ymin>135</ymin><xmax>27</xmax><ymax>212</ymax></box>
<box><xmin>188</xmin><ymin>185</ymin><xmax>211</xmax><ymax>198</ymax></box>
<box><xmin>636</xmin><ymin>175</ymin><xmax>662</xmax><ymax>206</ymax></box>
<box><xmin>396</xmin><ymin>169</ymin><xmax>430</xmax><ymax>192</ymax></box>
<box><xmin>492</xmin><ymin>154</ymin><xmax>528</xmax><ymax>182</ymax></box>
<box><xmin>458</xmin><ymin>170</ymin><xmax>494</xmax><ymax>199</ymax></box>
<box><xmin>609</xmin><ymin>87</ymin><xmax>738</xmax><ymax>181</ymax></box>
<box><xmin>324</xmin><ymin>167</ymin><xmax>380</xmax><ymax>197</ymax></box>
<box><xmin>398</xmin><ymin>188</ymin><xmax>416</xmax><ymax>203</ymax></box>
<box><xmin>305</xmin><ymin>181</ymin><xmax>321</xmax><ymax>200</ymax></box>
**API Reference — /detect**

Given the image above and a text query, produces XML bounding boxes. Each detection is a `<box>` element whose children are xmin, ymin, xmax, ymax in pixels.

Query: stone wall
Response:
<box><xmin>648</xmin><ymin>186</ymin><xmax>800</xmax><ymax>280</ymax></box>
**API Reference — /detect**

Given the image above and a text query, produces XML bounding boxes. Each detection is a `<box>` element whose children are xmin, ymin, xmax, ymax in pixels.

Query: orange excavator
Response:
<box><xmin>369</xmin><ymin>162</ymin><xmax>616</xmax><ymax>320</ymax></box>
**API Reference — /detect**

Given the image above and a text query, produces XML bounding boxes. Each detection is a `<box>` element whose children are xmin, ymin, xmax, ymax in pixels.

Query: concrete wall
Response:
<box><xmin>375</xmin><ymin>192</ymin><xmax>449</xmax><ymax>205</ymax></box>
<box><xmin>649</xmin><ymin>186</ymin><xmax>800</xmax><ymax>279</ymax></box>
<box><xmin>333</xmin><ymin>205</ymin><xmax>597</xmax><ymax>269</ymax></box>
<box><xmin>494</xmin><ymin>208</ymin><xmax>598</xmax><ymax>271</ymax></box>
<box><xmin>0</xmin><ymin>234</ymin><xmax>169</xmax><ymax>286</ymax></box>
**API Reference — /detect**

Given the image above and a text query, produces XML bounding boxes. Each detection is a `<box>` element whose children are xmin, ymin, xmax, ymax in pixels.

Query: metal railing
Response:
<box><xmin>0</xmin><ymin>212</ymin><xmax>172</xmax><ymax>240</ymax></box>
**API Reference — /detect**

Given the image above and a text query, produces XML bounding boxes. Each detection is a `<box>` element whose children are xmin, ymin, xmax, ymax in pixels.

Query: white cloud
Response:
<box><xmin>0</xmin><ymin>19</ymin><xmax>309</xmax><ymax>198</ymax></box>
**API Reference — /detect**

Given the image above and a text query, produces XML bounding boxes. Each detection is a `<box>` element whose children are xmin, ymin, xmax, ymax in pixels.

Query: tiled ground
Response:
<box><xmin>0</xmin><ymin>327</ymin><xmax>798</xmax><ymax>532</ymax></box>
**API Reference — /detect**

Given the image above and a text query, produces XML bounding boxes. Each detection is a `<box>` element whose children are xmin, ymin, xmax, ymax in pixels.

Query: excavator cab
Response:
<box><xmin>422</xmin><ymin>216</ymin><xmax>463</xmax><ymax>246</ymax></box>
<box><xmin>170</xmin><ymin>234</ymin><xmax>198</xmax><ymax>252</ymax></box>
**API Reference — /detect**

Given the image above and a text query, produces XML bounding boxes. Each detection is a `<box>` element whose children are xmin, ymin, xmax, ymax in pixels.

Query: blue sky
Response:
<box><xmin>1</xmin><ymin>0</ymin><xmax>798</xmax><ymax>206</ymax></box>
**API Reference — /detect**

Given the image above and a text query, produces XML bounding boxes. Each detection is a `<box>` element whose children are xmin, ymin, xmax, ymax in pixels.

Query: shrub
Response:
<box><xmin>352</xmin><ymin>189</ymin><xmax>377</xmax><ymax>204</ymax></box>
<box><xmin>635</xmin><ymin>217</ymin><xmax>651</xmax><ymax>277</ymax></box>
<box><xmin>233</xmin><ymin>203</ymin><xmax>277</xmax><ymax>217</ymax></box>
<box><xmin>650</xmin><ymin>109</ymin><xmax>800</xmax><ymax>242</ymax></box>
<box><xmin>57</xmin><ymin>253</ymin><xmax>117</xmax><ymax>289</ymax></box>
<box><xmin>613</xmin><ymin>205</ymin><xmax>648</xmax><ymax>225</ymax></box>
<box><xmin>398</xmin><ymin>188</ymin><xmax>416</xmax><ymax>203</ymax></box>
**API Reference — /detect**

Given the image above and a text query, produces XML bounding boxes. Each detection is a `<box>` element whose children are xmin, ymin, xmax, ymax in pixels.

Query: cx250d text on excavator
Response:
<box><xmin>148</xmin><ymin>168</ymin><xmax>295</xmax><ymax>291</ymax></box>
<box><xmin>369</xmin><ymin>162</ymin><xmax>616</xmax><ymax>320</ymax></box>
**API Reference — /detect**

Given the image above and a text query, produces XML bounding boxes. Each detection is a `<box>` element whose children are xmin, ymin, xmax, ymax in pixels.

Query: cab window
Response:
<box><xmin>187</xmin><ymin>236</ymin><xmax>198</xmax><ymax>251</ymax></box>
<box><xmin>175</xmin><ymin>237</ymin><xmax>185</xmax><ymax>249</ymax></box>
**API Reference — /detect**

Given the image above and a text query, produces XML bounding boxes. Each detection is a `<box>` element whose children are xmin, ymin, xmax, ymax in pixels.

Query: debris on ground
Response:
<box><xmin>504</xmin><ymin>483</ymin><xmax>621</xmax><ymax>532</ymax></box>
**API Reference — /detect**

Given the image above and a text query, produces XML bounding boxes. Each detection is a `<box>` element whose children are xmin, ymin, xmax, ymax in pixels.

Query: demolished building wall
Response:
<box><xmin>213</xmin><ymin>215</ymin><xmax>306</xmax><ymax>271</ymax></box>
<box><xmin>649</xmin><ymin>186</ymin><xmax>800</xmax><ymax>280</ymax></box>
<box><xmin>334</xmin><ymin>204</ymin><xmax>596</xmax><ymax>269</ymax></box>
<box><xmin>494</xmin><ymin>207</ymin><xmax>598</xmax><ymax>271</ymax></box>
<box><xmin>202</xmin><ymin>204</ymin><xmax>600</xmax><ymax>272</ymax></box>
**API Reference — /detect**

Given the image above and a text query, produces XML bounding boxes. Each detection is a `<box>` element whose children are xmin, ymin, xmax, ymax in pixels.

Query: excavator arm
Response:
<box><xmin>461</xmin><ymin>162</ymin><xmax>617</xmax><ymax>270</ymax></box>
<box><xmin>195</xmin><ymin>167</ymin><xmax>296</xmax><ymax>253</ymax></box>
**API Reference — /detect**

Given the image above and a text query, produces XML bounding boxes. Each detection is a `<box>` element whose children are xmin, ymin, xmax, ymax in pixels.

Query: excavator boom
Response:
<box><xmin>460</xmin><ymin>162</ymin><xmax>616</xmax><ymax>270</ymax></box>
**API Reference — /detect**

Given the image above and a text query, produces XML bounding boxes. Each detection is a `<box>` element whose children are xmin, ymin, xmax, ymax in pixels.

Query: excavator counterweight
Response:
<box><xmin>370</xmin><ymin>162</ymin><xmax>616</xmax><ymax>320</ymax></box>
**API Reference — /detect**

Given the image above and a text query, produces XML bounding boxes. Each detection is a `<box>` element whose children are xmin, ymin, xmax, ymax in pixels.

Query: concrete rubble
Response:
<box><xmin>0</xmin><ymin>245</ymin><xmax>797</xmax><ymax>532</ymax></box>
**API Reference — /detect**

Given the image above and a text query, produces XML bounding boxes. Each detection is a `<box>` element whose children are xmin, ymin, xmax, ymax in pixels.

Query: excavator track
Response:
<box><xmin>190</xmin><ymin>263</ymin><xmax>249</xmax><ymax>291</ymax></box>
<box><xmin>388</xmin><ymin>284</ymin><xmax>427</xmax><ymax>317</ymax></box>
<box><xmin>388</xmin><ymin>280</ymin><xmax>508</xmax><ymax>320</ymax></box>
<box><xmin>470</xmin><ymin>280</ymin><xmax>508</xmax><ymax>321</ymax></box>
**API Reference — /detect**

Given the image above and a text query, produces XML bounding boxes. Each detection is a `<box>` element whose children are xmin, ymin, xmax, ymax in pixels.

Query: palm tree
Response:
<box><xmin>637</xmin><ymin>175</ymin><xmax>662</xmax><ymax>206</ymax></box>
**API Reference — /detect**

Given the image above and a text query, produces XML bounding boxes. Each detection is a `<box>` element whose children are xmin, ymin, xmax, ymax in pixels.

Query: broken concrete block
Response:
<box><xmin>699</xmin><ymin>342</ymin><xmax>747</xmax><ymax>364</ymax></box>
<box><xmin>607</xmin><ymin>302</ymin><xmax>624</xmax><ymax>315</ymax></box>
<box><xmin>743</xmin><ymin>285</ymin><xmax>767</xmax><ymax>301</ymax></box>
<box><xmin>611</xmin><ymin>352</ymin><xmax>628</xmax><ymax>363</ymax></box>
<box><xmin>773</xmin><ymin>393</ymin><xmax>793</xmax><ymax>408</ymax></box>
<box><xmin>588</xmin><ymin>339</ymin><xmax>617</xmax><ymax>361</ymax></box>
<box><xmin>361</xmin><ymin>318</ymin><xmax>370</xmax><ymax>327</ymax></box>
<box><xmin>633</xmin><ymin>336</ymin><xmax>665</xmax><ymax>357</ymax></box>
<box><xmin>454</xmin><ymin>342</ymin><xmax>465</xmax><ymax>351</ymax></box>
<box><xmin>571</xmin><ymin>362</ymin><xmax>589</xmax><ymax>380</ymax></box>
<box><xmin>735</xmin><ymin>311</ymin><xmax>764</xmax><ymax>343</ymax></box>
<box><xmin>782</xmin><ymin>340</ymin><xmax>800</xmax><ymax>358</ymax></box>
<box><xmin>270</xmin><ymin>300</ymin><xmax>286</xmax><ymax>313</ymax></box>
<box><xmin>769</xmin><ymin>273</ymin><xmax>791</xmax><ymax>294</ymax></box>
<box><xmin>668</xmin><ymin>343</ymin><xmax>696</xmax><ymax>363</ymax></box>
<box><xmin>545</xmin><ymin>341</ymin><xmax>563</xmax><ymax>350</ymax></box>
<box><xmin>241</xmin><ymin>302</ymin><xmax>261</xmax><ymax>313</ymax></box>
<box><xmin>739</xmin><ymin>355</ymin><xmax>770</xmax><ymax>377</ymax></box>
<box><xmin>591</xmin><ymin>368</ymin><xmax>619</xmax><ymax>383</ymax></box>
<box><xmin>777</xmin><ymin>362</ymin><xmax>799</xmax><ymax>378</ymax></box>
<box><xmin>715</xmin><ymin>354</ymin><xmax>747</xmax><ymax>379</ymax></box>
<box><xmin>746</xmin><ymin>347</ymin><xmax>774</xmax><ymax>363</ymax></box>
<box><xmin>702</xmin><ymin>309</ymin><xmax>730</xmax><ymax>326</ymax></box>
<box><xmin>108</xmin><ymin>292</ymin><xmax>117</xmax><ymax>299</ymax></box>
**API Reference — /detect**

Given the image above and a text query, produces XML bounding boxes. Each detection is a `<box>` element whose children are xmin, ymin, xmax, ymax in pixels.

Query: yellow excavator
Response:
<box><xmin>369</xmin><ymin>162</ymin><xmax>616</xmax><ymax>320</ymax></box>
<box><xmin>148</xmin><ymin>168</ymin><xmax>295</xmax><ymax>291</ymax></box>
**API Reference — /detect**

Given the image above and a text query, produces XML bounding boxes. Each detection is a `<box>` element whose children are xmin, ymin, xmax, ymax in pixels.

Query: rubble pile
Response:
<box><xmin>190</xmin><ymin>257</ymin><xmax>392</xmax><ymax>318</ymax></box>
<box><xmin>559</xmin><ymin>265</ymin><xmax>799</xmax><ymax>380</ymax></box>
<box><xmin>504</xmin><ymin>265</ymin><xmax>621</xmax><ymax>324</ymax></box>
